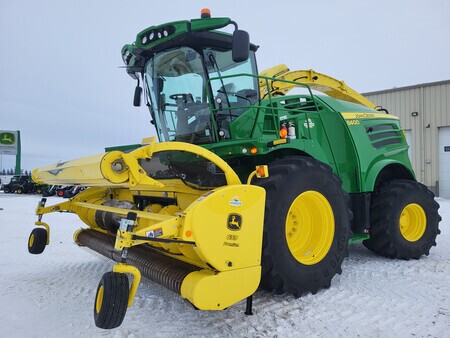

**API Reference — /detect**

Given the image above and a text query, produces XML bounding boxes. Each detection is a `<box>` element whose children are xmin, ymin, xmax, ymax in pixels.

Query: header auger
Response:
<box><xmin>29</xmin><ymin>9</ymin><xmax>440</xmax><ymax>329</ymax></box>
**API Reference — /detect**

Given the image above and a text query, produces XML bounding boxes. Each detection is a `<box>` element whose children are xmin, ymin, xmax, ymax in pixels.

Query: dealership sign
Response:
<box><xmin>0</xmin><ymin>130</ymin><xmax>18</xmax><ymax>155</ymax></box>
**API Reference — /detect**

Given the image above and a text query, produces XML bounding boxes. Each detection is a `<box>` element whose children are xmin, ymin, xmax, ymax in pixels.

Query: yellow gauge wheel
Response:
<box><xmin>399</xmin><ymin>203</ymin><xmax>426</xmax><ymax>242</ymax></box>
<box><xmin>95</xmin><ymin>285</ymin><xmax>104</xmax><ymax>314</ymax></box>
<box><xmin>28</xmin><ymin>228</ymin><xmax>48</xmax><ymax>255</ymax></box>
<box><xmin>94</xmin><ymin>272</ymin><xmax>129</xmax><ymax>329</ymax></box>
<box><xmin>285</xmin><ymin>191</ymin><xmax>335</xmax><ymax>265</ymax></box>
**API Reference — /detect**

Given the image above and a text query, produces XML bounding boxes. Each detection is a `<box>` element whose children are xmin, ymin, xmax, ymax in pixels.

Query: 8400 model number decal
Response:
<box><xmin>346</xmin><ymin>119</ymin><xmax>360</xmax><ymax>126</ymax></box>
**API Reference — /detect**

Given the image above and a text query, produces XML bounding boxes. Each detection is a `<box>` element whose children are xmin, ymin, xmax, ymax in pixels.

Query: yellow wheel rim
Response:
<box><xmin>29</xmin><ymin>234</ymin><xmax>35</xmax><ymax>248</ymax></box>
<box><xmin>285</xmin><ymin>191</ymin><xmax>335</xmax><ymax>265</ymax></box>
<box><xmin>399</xmin><ymin>203</ymin><xmax>426</xmax><ymax>242</ymax></box>
<box><xmin>96</xmin><ymin>285</ymin><xmax>104</xmax><ymax>314</ymax></box>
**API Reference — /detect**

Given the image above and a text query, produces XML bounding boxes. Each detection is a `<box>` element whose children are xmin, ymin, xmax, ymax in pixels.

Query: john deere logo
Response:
<box><xmin>227</xmin><ymin>214</ymin><xmax>242</xmax><ymax>231</ymax></box>
<box><xmin>0</xmin><ymin>132</ymin><xmax>15</xmax><ymax>145</ymax></box>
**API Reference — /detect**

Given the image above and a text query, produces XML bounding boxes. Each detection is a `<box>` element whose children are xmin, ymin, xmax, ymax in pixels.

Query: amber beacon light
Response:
<box><xmin>201</xmin><ymin>8</ymin><xmax>211</xmax><ymax>18</ymax></box>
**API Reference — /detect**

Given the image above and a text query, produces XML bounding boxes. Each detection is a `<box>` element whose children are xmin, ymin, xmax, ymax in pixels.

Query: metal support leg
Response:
<box><xmin>35</xmin><ymin>198</ymin><xmax>50</xmax><ymax>244</ymax></box>
<box><xmin>245</xmin><ymin>295</ymin><xmax>253</xmax><ymax>315</ymax></box>
<box><xmin>117</xmin><ymin>211</ymin><xmax>137</xmax><ymax>263</ymax></box>
<box><xmin>114</xmin><ymin>211</ymin><xmax>141</xmax><ymax>308</ymax></box>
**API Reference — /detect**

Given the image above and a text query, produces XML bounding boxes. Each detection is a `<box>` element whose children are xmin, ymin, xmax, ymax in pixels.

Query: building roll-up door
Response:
<box><xmin>439</xmin><ymin>127</ymin><xmax>450</xmax><ymax>198</ymax></box>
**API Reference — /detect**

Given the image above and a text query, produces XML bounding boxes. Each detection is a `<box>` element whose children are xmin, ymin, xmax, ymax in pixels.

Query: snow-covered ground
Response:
<box><xmin>0</xmin><ymin>193</ymin><xmax>448</xmax><ymax>337</ymax></box>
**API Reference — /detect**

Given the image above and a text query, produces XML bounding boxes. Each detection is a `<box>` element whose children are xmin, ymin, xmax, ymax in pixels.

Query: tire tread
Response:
<box><xmin>256</xmin><ymin>156</ymin><xmax>351</xmax><ymax>297</ymax></box>
<box><xmin>363</xmin><ymin>180</ymin><xmax>441</xmax><ymax>259</ymax></box>
<box><xmin>94</xmin><ymin>272</ymin><xmax>129</xmax><ymax>329</ymax></box>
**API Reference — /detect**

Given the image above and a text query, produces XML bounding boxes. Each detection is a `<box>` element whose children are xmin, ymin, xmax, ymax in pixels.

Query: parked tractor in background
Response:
<box><xmin>29</xmin><ymin>10</ymin><xmax>440</xmax><ymax>329</ymax></box>
<box><xmin>3</xmin><ymin>175</ymin><xmax>44</xmax><ymax>194</ymax></box>
<box><xmin>3</xmin><ymin>175</ymin><xmax>30</xmax><ymax>193</ymax></box>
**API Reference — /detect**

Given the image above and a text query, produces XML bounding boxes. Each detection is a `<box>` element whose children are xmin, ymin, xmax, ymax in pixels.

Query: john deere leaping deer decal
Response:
<box><xmin>227</xmin><ymin>214</ymin><xmax>242</xmax><ymax>231</ymax></box>
<box><xmin>0</xmin><ymin>132</ymin><xmax>15</xmax><ymax>145</ymax></box>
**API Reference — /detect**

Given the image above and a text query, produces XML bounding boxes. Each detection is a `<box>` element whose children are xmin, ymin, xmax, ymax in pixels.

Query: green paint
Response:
<box><xmin>15</xmin><ymin>131</ymin><xmax>21</xmax><ymax>175</ymax></box>
<box><xmin>349</xmin><ymin>233</ymin><xmax>370</xmax><ymax>243</ymax></box>
<box><xmin>121</xmin><ymin>15</ymin><xmax>416</xmax><ymax>236</ymax></box>
<box><xmin>122</xmin><ymin>15</ymin><xmax>414</xmax><ymax>194</ymax></box>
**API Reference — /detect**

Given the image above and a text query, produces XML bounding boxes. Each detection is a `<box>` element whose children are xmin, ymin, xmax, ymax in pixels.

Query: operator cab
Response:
<box><xmin>138</xmin><ymin>16</ymin><xmax>259</xmax><ymax>145</ymax></box>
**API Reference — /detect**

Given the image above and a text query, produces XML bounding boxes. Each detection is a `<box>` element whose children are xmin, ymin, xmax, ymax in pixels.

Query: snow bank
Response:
<box><xmin>0</xmin><ymin>193</ymin><xmax>448</xmax><ymax>337</ymax></box>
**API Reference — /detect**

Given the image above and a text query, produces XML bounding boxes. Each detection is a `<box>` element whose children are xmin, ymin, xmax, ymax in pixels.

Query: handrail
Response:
<box><xmin>206</xmin><ymin>73</ymin><xmax>322</xmax><ymax>139</ymax></box>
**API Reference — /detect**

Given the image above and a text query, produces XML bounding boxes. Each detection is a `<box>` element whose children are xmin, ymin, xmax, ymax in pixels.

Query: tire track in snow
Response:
<box><xmin>310</xmin><ymin>244</ymin><xmax>450</xmax><ymax>337</ymax></box>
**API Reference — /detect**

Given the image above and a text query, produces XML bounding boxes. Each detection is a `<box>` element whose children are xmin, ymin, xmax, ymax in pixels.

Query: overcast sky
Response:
<box><xmin>1</xmin><ymin>0</ymin><xmax>449</xmax><ymax>172</ymax></box>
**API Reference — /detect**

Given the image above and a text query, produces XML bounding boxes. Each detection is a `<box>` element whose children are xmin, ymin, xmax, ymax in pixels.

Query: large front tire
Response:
<box><xmin>363</xmin><ymin>180</ymin><xmax>441</xmax><ymax>259</ymax></box>
<box><xmin>256</xmin><ymin>157</ymin><xmax>351</xmax><ymax>296</ymax></box>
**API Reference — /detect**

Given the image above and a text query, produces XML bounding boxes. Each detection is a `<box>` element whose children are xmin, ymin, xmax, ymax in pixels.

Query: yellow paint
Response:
<box><xmin>182</xmin><ymin>185</ymin><xmax>265</xmax><ymax>271</ymax></box>
<box><xmin>272</xmin><ymin>139</ymin><xmax>288</xmax><ymax>146</ymax></box>
<box><xmin>259</xmin><ymin>64</ymin><xmax>378</xmax><ymax>109</ymax></box>
<box><xmin>32</xmin><ymin>153</ymin><xmax>106</xmax><ymax>186</ymax></box>
<box><xmin>99</xmin><ymin>151</ymin><xmax>133</xmax><ymax>184</ymax></box>
<box><xmin>113</xmin><ymin>263</ymin><xmax>141</xmax><ymax>307</ymax></box>
<box><xmin>73</xmin><ymin>228</ymin><xmax>86</xmax><ymax>246</ymax></box>
<box><xmin>141</xmin><ymin>136</ymin><xmax>156</xmax><ymax>145</ymax></box>
<box><xmin>35</xmin><ymin>183</ymin><xmax>265</xmax><ymax>269</ymax></box>
<box><xmin>32</xmin><ymin>141</ymin><xmax>241</xmax><ymax>187</ymax></box>
<box><xmin>29</xmin><ymin>233</ymin><xmax>35</xmax><ymax>248</ymax></box>
<box><xmin>285</xmin><ymin>191</ymin><xmax>334</xmax><ymax>265</ymax></box>
<box><xmin>346</xmin><ymin>119</ymin><xmax>360</xmax><ymax>126</ymax></box>
<box><xmin>146</xmin><ymin>204</ymin><xmax>163</xmax><ymax>213</ymax></box>
<box><xmin>259</xmin><ymin>63</ymin><xmax>290</xmax><ymax>81</ymax></box>
<box><xmin>35</xmin><ymin>221</ymin><xmax>50</xmax><ymax>245</ymax></box>
<box><xmin>400</xmin><ymin>203</ymin><xmax>426</xmax><ymax>242</ymax></box>
<box><xmin>95</xmin><ymin>285</ymin><xmax>104</xmax><ymax>313</ymax></box>
<box><xmin>30</xmin><ymin>141</ymin><xmax>267</xmax><ymax>313</ymax></box>
<box><xmin>341</xmin><ymin>112</ymin><xmax>399</xmax><ymax>120</ymax></box>
<box><xmin>180</xmin><ymin>266</ymin><xmax>261</xmax><ymax>310</ymax></box>
<box><xmin>246</xmin><ymin>170</ymin><xmax>257</xmax><ymax>185</ymax></box>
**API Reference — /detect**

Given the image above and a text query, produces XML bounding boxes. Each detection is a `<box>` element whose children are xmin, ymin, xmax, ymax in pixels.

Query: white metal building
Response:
<box><xmin>363</xmin><ymin>80</ymin><xmax>450</xmax><ymax>198</ymax></box>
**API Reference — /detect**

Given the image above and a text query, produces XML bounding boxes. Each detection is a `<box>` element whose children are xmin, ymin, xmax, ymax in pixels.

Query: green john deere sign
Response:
<box><xmin>0</xmin><ymin>130</ymin><xmax>18</xmax><ymax>155</ymax></box>
<box><xmin>0</xmin><ymin>132</ymin><xmax>15</xmax><ymax>145</ymax></box>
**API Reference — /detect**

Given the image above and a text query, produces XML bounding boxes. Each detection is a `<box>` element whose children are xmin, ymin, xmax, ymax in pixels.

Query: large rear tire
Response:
<box><xmin>256</xmin><ymin>157</ymin><xmax>351</xmax><ymax>296</ymax></box>
<box><xmin>363</xmin><ymin>179</ymin><xmax>441</xmax><ymax>259</ymax></box>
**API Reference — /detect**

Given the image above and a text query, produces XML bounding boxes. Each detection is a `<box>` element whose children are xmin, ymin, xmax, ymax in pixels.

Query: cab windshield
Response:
<box><xmin>144</xmin><ymin>46</ymin><xmax>258</xmax><ymax>144</ymax></box>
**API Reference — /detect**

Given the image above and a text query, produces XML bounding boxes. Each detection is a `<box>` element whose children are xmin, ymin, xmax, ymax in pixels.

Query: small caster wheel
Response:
<box><xmin>28</xmin><ymin>228</ymin><xmax>48</xmax><ymax>254</ymax></box>
<box><xmin>94</xmin><ymin>272</ymin><xmax>129</xmax><ymax>329</ymax></box>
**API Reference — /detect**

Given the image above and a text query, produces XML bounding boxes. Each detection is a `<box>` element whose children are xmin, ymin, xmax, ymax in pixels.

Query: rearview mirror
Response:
<box><xmin>232</xmin><ymin>30</ymin><xmax>250</xmax><ymax>63</ymax></box>
<box><xmin>133</xmin><ymin>86</ymin><xmax>142</xmax><ymax>107</ymax></box>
